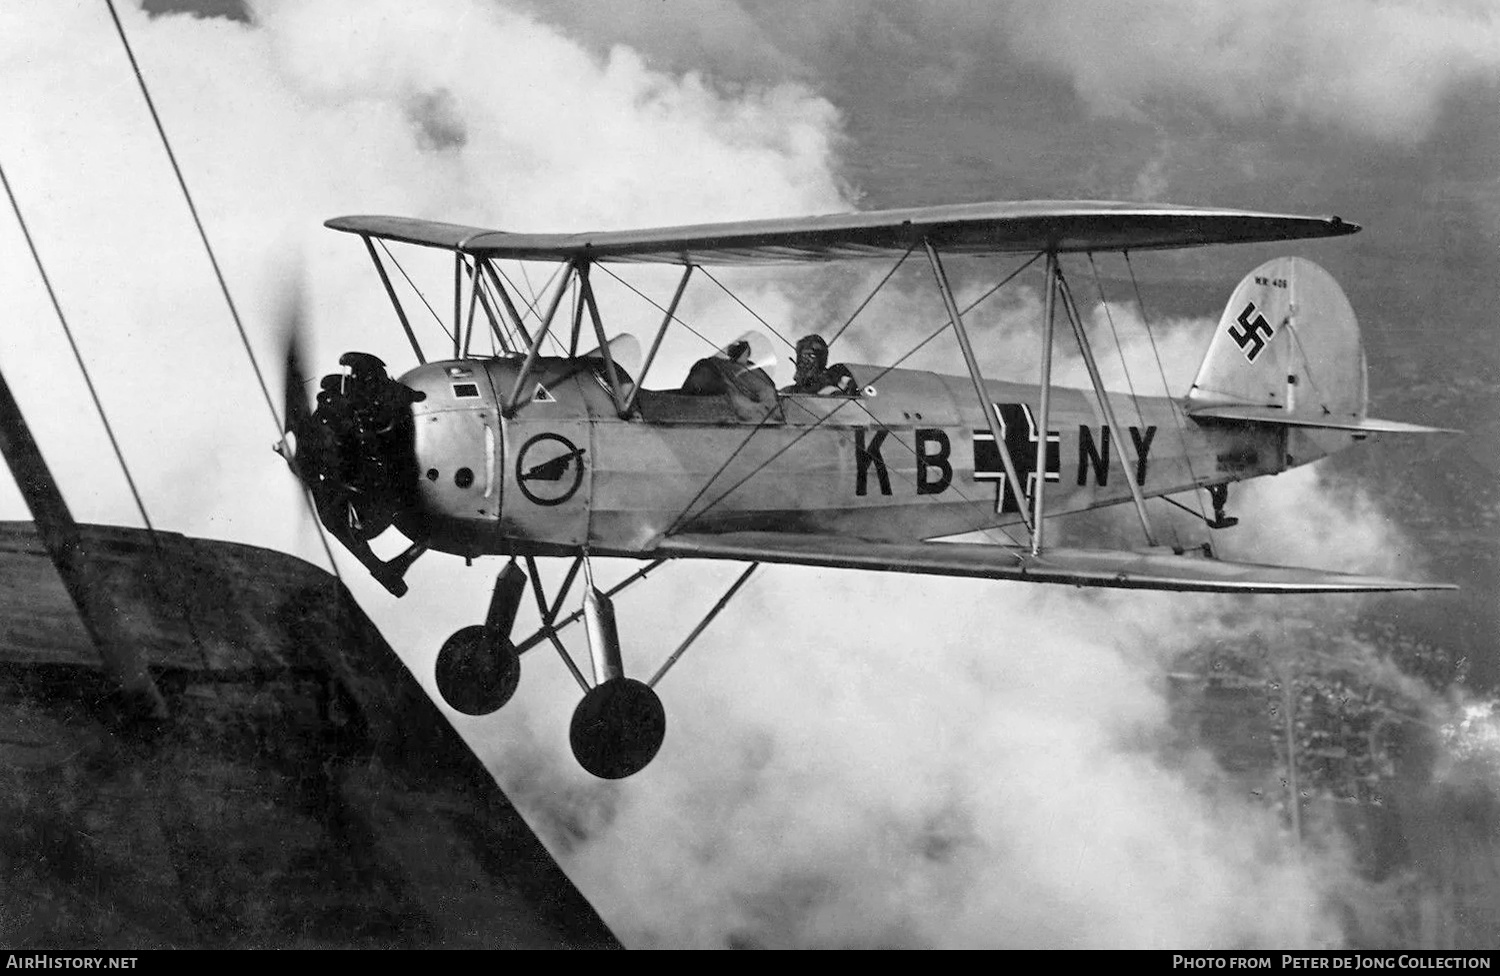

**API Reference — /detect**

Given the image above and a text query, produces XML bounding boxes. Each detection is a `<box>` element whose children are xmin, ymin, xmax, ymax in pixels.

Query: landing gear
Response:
<box><xmin>435</xmin><ymin>555</ymin><xmax>756</xmax><ymax>780</ymax></box>
<box><xmin>568</xmin><ymin>580</ymin><xmax>664</xmax><ymax>779</ymax></box>
<box><xmin>570</xmin><ymin>678</ymin><xmax>665</xmax><ymax>780</ymax></box>
<box><xmin>1207</xmin><ymin>483</ymin><xmax>1239</xmax><ymax>529</ymax></box>
<box><xmin>434</xmin><ymin>559</ymin><xmax>526</xmax><ymax>716</ymax></box>
<box><xmin>435</xmin><ymin>625</ymin><xmax>520</xmax><ymax>716</ymax></box>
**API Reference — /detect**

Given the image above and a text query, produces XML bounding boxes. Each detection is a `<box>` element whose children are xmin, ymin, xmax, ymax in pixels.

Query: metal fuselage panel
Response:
<box><xmin>395</xmin><ymin>361</ymin><xmax>503</xmax><ymax>555</ymax></box>
<box><xmin>398</xmin><ymin>357</ymin><xmax>1308</xmax><ymax>558</ymax></box>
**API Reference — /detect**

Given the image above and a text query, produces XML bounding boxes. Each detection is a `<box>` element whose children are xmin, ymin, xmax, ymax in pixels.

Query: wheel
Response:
<box><xmin>569</xmin><ymin>677</ymin><xmax>666</xmax><ymax>779</ymax></box>
<box><xmin>434</xmin><ymin>625</ymin><xmax>520</xmax><ymax>716</ymax></box>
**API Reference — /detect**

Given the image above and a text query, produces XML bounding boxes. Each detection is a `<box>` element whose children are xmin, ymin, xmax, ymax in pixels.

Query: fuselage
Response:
<box><xmin>391</xmin><ymin>353</ymin><xmax>1350</xmax><ymax>559</ymax></box>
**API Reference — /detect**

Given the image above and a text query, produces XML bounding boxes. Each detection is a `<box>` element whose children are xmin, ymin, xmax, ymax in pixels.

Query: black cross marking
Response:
<box><xmin>973</xmin><ymin>403</ymin><xmax>1059</xmax><ymax>514</ymax></box>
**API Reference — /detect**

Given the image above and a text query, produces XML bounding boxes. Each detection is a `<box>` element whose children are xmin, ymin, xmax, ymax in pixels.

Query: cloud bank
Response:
<box><xmin>529</xmin><ymin>0</ymin><xmax>1500</xmax><ymax>145</ymax></box>
<box><xmin>996</xmin><ymin>0</ymin><xmax>1500</xmax><ymax>143</ymax></box>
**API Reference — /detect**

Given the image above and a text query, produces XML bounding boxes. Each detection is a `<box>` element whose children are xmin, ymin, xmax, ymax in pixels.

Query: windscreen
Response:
<box><xmin>712</xmin><ymin>330</ymin><xmax>781</xmax><ymax>386</ymax></box>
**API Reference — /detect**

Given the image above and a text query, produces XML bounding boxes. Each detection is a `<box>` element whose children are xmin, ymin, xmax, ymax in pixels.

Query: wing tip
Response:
<box><xmin>1326</xmin><ymin>215</ymin><xmax>1362</xmax><ymax>236</ymax></box>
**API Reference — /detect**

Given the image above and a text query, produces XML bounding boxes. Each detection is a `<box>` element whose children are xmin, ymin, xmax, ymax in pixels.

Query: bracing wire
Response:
<box><xmin>103</xmin><ymin>0</ymin><xmax>345</xmax><ymax>582</ymax></box>
<box><xmin>828</xmin><ymin>241</ymin><xmax>917</xmax><ymax>347</ymax></box>
<box><xmin>1122</xmin><ymin>250</ymin><xmax>1214</xmax><ymax>528</ymax></box>
<box><xmin>1085</xmin><ymin>253</ymin><xmax>1150</xmax><ymax>435</ymax></box>
<box><xmin>5</xmin><ymin>159</ymin><xmax>220</xmax><ymax>670</ymax></box>
<box><xmin>697</xmin><ymin>266</ymin><xmax>794</xmax><ymax>350</ymax></box>
<box><xmin>104</xmin><ymin>0</ymin><xmax>281</xmax><ymax>436</ymax></box>
<box><xmin>471</xmin><ymin>266</ymin><xmax>510</xmax><ymax>354</ymax></box>
<box><xmin>1084</xmin><ymin>252</ymin><xmax>1178</xmax><ymax>547</ymax></box>
<box><xmin>1</xmin><ymin>162</ymin><xmax>158</xmax><ymax>539</ymax></box>
<box><xmin>662</xmin><ymin>402</ymin><xmax>787</xmax><ymax>537</ymax></box>
<box><xmin>846</xmin><ymin>396</ymin><xmax>1025</xmax><ymax>548</ymax></box>
<box><xmin>497</xmin><ymin>262</ymin><xmax>569</xmax><ymax>355</ymax></box>
<box><xmin>518</xmin><ymin>259</ymin><xmax>537</xmax><ymax>301</ymax></box>
<box><xmin>593</xmin><ymin>263</ymin><xmax>720</xmax><ymax>352</ymax></box>
<box><xmin>671</xmin><ymin>253</ymin><xmax>1041</xmax><ymax>527</ymax></box>
<box><xmin>376</xmin><ymin>239</ymin><xmax>454</xmax><ymax>346</ymax></box>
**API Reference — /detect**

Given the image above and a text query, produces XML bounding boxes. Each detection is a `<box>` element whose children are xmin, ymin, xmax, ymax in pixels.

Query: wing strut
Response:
<box><xmin>505</xmin><ymin>261</ymin><xmax>577</xmax><ymax>414</ymax></box>
<box><xmin>522</xmin><ymin>555</ymin><xmax>591</xmax><ymax>693</ymax></box>
<box><xmin>579</xmin><ymin>263</ymin><xmax>628</xmax><ymax>415</ymax></box>
<box><xmin>480</xmin><ymin>259</ymin><xmax>535</xmax><ymax>350</ymax></box>
<box><xmin>456</xmin><ymin>256</ymin><xmax>480</xmax><ymax>355</ymax></box>
<box><xmin>463</xmin><ymin>258</ymin><xmax>513</xmax><ymax>355</ymax></box>
<box><xmin>647</xmin><ymin>562</ymin><xmax>759</xmax><ymax>688</ymax></box>
<box><xmin>1055</xmin><ymin>264</ymin><xmax>1159</xmax><ymax>547</ymax></box>
<box><xmin>513</xmin><ymin>558</ymin><xmax>666</xmax><ymax>656</ymax></box>
<box><xmin>361</xmin><ymin>234</ymin><xmax>426</xmax><ymax>364</ymax></box>
<box><xmin>452</xmin><ymin>252</ymin><xmax>465</xmax><ymax>359</ymax></box>
<box><xmin>1031</xmin><ymin>252</ymin><xmax>1058</xmax><ymax>554</ymax></box>
<box><xmin>621</xmin><ymin>265</ymin><xmax>694</xmax><ymax>417</ymax></box>
<box><xmin>567</xmin><ymin>272</ymin><xmax>586</xmax><ymax>356</ymax></box>
<box><xmin>923</xmin><ymin>241</ymin><xmax>1035</xmax><ymax>539</ymax></box>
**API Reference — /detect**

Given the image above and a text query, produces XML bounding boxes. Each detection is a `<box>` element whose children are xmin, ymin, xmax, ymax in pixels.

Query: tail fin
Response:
<box><xmin>1186</xmin><ymin>257</ymin><xmax>1454</xmax><ymax>434</ymax></box>
<box><xmin>1188</xmin><ymin>256</ymin><xmax>1365</xmax><ymax>423</ymax></box>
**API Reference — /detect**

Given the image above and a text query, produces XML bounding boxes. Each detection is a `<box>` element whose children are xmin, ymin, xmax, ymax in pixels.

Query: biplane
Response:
<box><xmin>278</xmin><ymin>200</ymin><xmax>1454</xmax><ymax>778</ymax></box>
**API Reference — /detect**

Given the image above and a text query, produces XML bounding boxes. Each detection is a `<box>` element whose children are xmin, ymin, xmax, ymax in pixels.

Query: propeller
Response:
<box><xmin>274</xmin><ymin>276</ymin><xmax>315</xmax><ymax>480</ymax></box>
<box><xmin>269</xmin><ymin>275</ymin><xmax>422</xmax><ymax>596</ymax></box>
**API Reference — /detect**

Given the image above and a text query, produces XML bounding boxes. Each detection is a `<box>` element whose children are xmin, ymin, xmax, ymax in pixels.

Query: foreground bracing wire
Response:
<box><xmin>2</xmin><ymin>158</ymin><xmax>216</xmax><ymax>670</ymax></box>
<box><xmin>104</xmin><ymin>0</ymin><xmax>346</xmax><ymax>583</ymax></box>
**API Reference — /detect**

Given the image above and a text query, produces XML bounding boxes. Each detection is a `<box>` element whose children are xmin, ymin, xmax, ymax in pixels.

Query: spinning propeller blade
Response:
<box><xmin>275</xmin><ymin>277</ymin><xmax>314</xmax><ymax>469</ymax></box>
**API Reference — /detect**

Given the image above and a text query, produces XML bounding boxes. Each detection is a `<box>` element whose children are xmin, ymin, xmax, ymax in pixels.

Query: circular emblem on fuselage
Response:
<box><xmin>515</xmin><ymin>432</ymin><xmax>586</xmax><ymax>507</ymax></box>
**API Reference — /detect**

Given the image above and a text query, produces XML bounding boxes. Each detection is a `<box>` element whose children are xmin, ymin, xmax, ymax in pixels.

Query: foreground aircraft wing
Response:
<box><xmin>326</xmin><ymin>201</ymin><xmax>1358</xmax><ymax>266</ymax></box>
<box><xmin>654</xmin><ymin>532</ymin><xmax>1452</xmax><ymax>594</ymax></box>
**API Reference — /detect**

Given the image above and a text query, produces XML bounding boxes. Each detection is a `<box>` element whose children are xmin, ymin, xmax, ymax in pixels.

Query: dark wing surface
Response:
<box><xmin>654</xmin><ymin>532</ymin><xmax>1452</xmax><ymax>594</ymax></box>
<box><xmin>326</xmin><ymin>200</ymin><xmax>1358</xmax><ymax>266</ymax></box>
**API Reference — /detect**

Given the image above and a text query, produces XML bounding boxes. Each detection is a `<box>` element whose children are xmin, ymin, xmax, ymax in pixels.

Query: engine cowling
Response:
<box><xmin>294</xmin><ymin>352</ymin><xmax>422</xmax><ymax>542</ymax></box>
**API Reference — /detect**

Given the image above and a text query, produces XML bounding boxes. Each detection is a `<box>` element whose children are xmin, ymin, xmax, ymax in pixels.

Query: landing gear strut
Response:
<box><xmin>435</xmin><ymin>560</ymin><xmax>525</xmax><ymax>716</ymax></box>
<box><xmin>1206</xmin><ymin>484</ymin><xmax>1239</xmax><ymax>530</ymax></box>
<box><xmin>435</xmin><ymin>556</ymin><xmax>756</xmax><ymax>780</ymax></box>
<box><xmin>568</xmin><ymin>582</ymin><xmax>665</xmax><ymax>780</ymax></box>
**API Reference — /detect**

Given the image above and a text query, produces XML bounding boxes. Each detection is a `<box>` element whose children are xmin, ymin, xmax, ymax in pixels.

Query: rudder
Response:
<box><xmin>1187</xmin><ymin>257</ymin><xmax>1367</xmax><ymax>425</ymax></box>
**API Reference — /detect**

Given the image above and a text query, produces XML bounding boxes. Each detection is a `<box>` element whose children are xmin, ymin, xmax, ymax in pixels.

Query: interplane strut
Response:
<box><xmin>923</xmin><ymin>240</ymin><xmax>1035</xmax><ymax>540</ymax></box>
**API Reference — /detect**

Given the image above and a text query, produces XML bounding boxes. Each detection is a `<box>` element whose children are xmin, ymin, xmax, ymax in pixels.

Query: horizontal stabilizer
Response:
<box><xmin>655</xmin><ymin>532</ymin><xmax>1454</xmax><ymax>594</ymax></box>
<box><xmin>1188</xmin><ymin>404</ymin><xmax>1458</xmax><ymax>434</ymax></box>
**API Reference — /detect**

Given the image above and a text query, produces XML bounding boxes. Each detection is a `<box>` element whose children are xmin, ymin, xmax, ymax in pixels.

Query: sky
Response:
<box><xmin>3</xmin><ymin>0</ymin><xmax>1498</xmax><ymax>949</ymax></box>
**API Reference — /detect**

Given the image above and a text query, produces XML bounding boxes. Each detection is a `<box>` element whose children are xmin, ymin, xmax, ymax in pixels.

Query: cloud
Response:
<box><xmin>500</xmin><ymin>562</ymin><xmax>1375</xmax><ymax>947</ymax></box>
<box><xmin>993</xmin><ymin>0</ymin><xmax>1500</xmax><ymax>143</ymax></box>
<box><xmin>521</xmin><ymin>1</ymin><xmax>1500</xmax><ymax>146</ymax></box>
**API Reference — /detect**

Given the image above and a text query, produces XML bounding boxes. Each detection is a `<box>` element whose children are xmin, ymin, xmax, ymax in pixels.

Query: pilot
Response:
<box><xmin>788</xmin><ymin>334</ymin><xmax>855</xmax><ymax>395</ymax></box>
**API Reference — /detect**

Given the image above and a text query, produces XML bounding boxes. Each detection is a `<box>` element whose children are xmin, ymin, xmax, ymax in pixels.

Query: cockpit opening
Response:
<box><xmin>680</xmin><ymin>334</ymin><xmax>777</xmax><ymax>405</ymax></box>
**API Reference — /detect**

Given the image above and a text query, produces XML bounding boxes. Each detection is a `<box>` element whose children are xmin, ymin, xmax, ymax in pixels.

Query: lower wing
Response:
<box><xmin>654</xmin><ymin>532</ymin><xmax>1453</xmax><ymax>594</ymax></box>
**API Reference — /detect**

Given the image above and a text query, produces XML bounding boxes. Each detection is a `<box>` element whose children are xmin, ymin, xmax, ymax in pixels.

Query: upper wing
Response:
<box><xmin>654</xmin><ymin>532</ymin><xmax>1452</xmax><ymax>594</ymax></box>
<box><xmin>326</xmin><ymin>200</ymin><xmax>1358</xmax><ymax>266</ymax></box>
